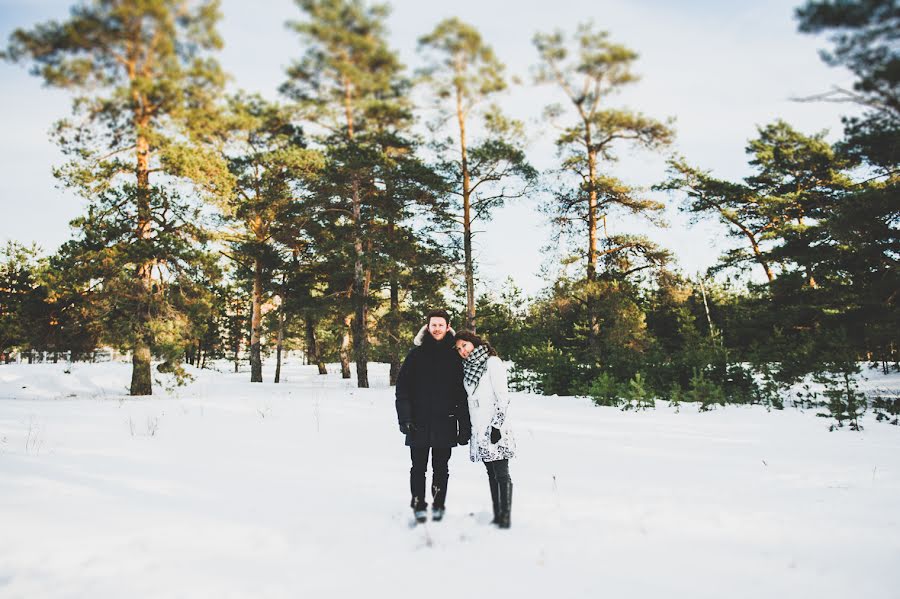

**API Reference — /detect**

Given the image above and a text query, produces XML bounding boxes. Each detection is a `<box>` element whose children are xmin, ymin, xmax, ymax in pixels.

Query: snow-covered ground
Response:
<box><xmin>1</xmin><ymin>361</ymin><xmax>899</xmax><ymax>599</ymax></box>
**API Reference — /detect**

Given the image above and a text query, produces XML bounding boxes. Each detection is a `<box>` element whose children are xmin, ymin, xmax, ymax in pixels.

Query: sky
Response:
<box><xmin>0</xmin><ymin>0</ymin><xmax>858</xmax><ymax>297</ymax></box>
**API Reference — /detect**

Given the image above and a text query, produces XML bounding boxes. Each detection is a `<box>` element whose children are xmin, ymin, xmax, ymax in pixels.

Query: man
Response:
<box><xmin>395</xmin><ymin>309</ymin><xmax>470</xmax><ymax>523</ymax></box>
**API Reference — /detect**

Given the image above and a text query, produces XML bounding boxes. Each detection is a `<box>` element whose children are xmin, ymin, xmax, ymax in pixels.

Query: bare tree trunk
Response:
<box><xmin>340</xmin><ymin>314</ymin><xmax>352</xmax><ymax>379</ymax></box>
<box><xmin>344</xmin><ymin>75</ymin><xmax>369</xmax><ymax>387</ymax></box>
<box><xmin>457</xmin><ymin>85</ymin><xmax>476</xmax><ymax>331</ymax></box>
<box><xmin>305</xmin><ymin>316</ymin><xmax>327</xmax><ymax>375</ymax></box>
<box><xmin>584</xmin><ymin>132</ymin><xmax>602</xmax><ymax>355</ymax></box>
<box><xmin>389</xmin><ymin>228</ymin><xmax>401</xmax><ymax>386</ymax></box>
<box><xmin>698</xmin><ymin>276</ymin><xmax>716</xmax><ymax>339</ymax></box>
<box><xmin>130</xmin><ymin>344</ymin><xmax>152</xmax><ymax>395</ymax></box>
<box><xmin>305</xmin><ymin>317</ymin><xmax>317</xmax><ymax>367</ymax></box>
<box><xmin>350</xmin><ymin>182</ymin><xmax>370</xmax><ymax>388</ymax></box>
<box><xmin>233</xmin><ymin>333</ymin><xmax>240</xmax><ymax>373</ymax></box>
<box><xmin>274</xmin><ymin>307</ymin><xmax>284</xmax><ymax>383</ymax></box>
<box><xmin>585</xmin><ymin>137</ymin><xmax>598</xmax><ymax>281</ymax></box>
<box><xmin>250</xmin><ymin>258</ymin><xmax>263</xmax><ymax>383</ymax></box>
<box><xmin>130</xmin><ymin>130</ymin><xmax>153</xmax><ymax>396</ymax></box>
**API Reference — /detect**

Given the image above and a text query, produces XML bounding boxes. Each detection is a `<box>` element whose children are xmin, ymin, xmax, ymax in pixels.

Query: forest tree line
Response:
<box><xmin>0</xmin><ymin>0</ymin><xmax>896</xmax><ymax>428</ymax></box>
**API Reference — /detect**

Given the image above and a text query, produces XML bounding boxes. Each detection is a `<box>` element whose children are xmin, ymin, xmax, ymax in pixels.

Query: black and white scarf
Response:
<box><xmin>462</xmin><ymin>345</ymin><xmax>490</xmax><ymax>390</ymax></box>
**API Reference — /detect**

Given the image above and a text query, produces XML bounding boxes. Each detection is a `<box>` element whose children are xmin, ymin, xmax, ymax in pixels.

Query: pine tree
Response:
<box><xmin>661</xmin><ymin>121</ymin><xmax>854</xmax><ymax>286</ymax></box>
<box><xmin>533</xmin><ymin>24</ymin><xmax>673</xmax><ymax>355</ymax></box>
<box><xmin>3</xmin><ymin>0</ymin><xmax>230</xmax><ymax>395</ymax></box>
<box><xmin>796</xmin><ymin>0</ymin><xmax>899</xmax><ymax>369</ymax></box>
<box><xmin>533</xmin><ymin>24</ymin><xmax>673</xmax><ymax>283</ymax></box>
<box><xmin>796</xmin><ymin>0</ymin><xmax>899</xmax><ymax>170</ymax></box>
<box><xmin>362</xmin><ymin>64</ymin><xmax>455</xmax><ymax>384</ymax></box>
<box><xmin>0</xmin><ymin>242</ymin><xmax>44</xmax><ymax>360</ymax></box>
<box><xmin>418</xmin><ymin>18</ymin><xmax>536</xmax><ymax>331</ymax></box>
<box><xmin>282</xmin><ymin>0</ymin><xmax>405</xmax><ymax>388</ymax></box>
<box><xmin>218</xmin><ymin>93</ymin><xmax>322</xmax><ymax>382</ymax></box>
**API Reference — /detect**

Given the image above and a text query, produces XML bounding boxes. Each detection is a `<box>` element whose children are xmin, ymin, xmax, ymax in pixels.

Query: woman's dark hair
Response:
<box><xmin>454</xmin><ymin>330</ymin><xmax>499</xmax><ymax>357</ymax></box>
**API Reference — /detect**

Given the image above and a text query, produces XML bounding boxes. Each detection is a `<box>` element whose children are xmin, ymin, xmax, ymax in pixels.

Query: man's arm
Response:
<box><xmin>395</xmin><ymin>350</ymin><xmax>416</xmax><ymax>426</ymax></box>
<box><xmin>454</xmin><ymin>359</ymin><xmax>471</xmax><ymax>442</ymax></box>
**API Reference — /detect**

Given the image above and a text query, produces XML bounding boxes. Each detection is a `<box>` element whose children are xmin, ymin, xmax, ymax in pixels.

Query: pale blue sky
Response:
<box><xmin>0</xmin><ymin>0</ymin><xmax>856</xmax><ymax>295</ymax></box>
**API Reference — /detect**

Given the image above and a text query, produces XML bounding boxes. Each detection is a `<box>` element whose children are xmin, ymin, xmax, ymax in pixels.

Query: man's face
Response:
<box><xmin>428</xmin><ymin>317</ymin><xmax>448</xmax><ymax>341</ymax></box>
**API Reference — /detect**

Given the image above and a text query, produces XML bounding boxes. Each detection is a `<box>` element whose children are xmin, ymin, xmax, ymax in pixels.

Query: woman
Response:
<box><xmin>454</xmin><ymin>330</ymin><xmax>515</xmax><ymax>529</ymax></box>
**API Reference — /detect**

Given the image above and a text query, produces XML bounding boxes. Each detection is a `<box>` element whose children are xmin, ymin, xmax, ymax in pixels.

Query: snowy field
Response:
<box><xmin>1</xmin><ymin>361</ymin><xmax>899</xmax><ymax>599</ymax></box>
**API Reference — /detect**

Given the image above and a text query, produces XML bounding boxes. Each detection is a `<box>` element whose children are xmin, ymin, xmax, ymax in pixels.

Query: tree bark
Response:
<box><xmin>249</xmin><ymin>257</ymin><xmax>263</xmax><ymax>383</ymax></box>
<box><xmin>305</xmin><ymin>316</ymin><xmax>327</xmax><ymax>375</ymax></box>
<box><xmin>585</xmin><ymin>129</ymin><xmax>599</xmax><ymax>281</ymax></box>
<box><xmin>583</xmin><ymin>127</ymin><xmax>602</xmax><ymax>355</ymax></box>
<box><xmin>130</xmin><ymin>124</ymin><xmax>153</xmax><ymax>396</ymax></box>
<box><xmin>274</xmin><ymin>306</ymin><xmax>284</xmax><ymax>383</ymax></box>
<box><xmin>351</xmin><ymin>187</ymin><xmax>369</xmax><ymax>388</ymax></box>
<box><xmin>340</xmin><ymin>314</ymin><xmax>352</xmax><ymax>379</ymax></box>
<box><xmin>130</xmin><ymin>342</ymin><xmax>152</xmax><ymax>397</ymax></box>
<box><xmin>125</xmin><ymin>22</ymin><xmax>155</xmax><ymax>396</ymax></box>
<box><xmin>457</xmin><ymin>84</ymin><xmax>476</xmax><ymax>332</ymax></box>
<box><xmin>389</xmin><ymin>220</ymin><xmax>401</xmax><ymax>386</ymax></box>
<box><xmin>344</xmin><ymin>74</ymin><xmax>369</xmax><ymax>387</ymax></box>
<box><xmin>233</xmin><ymin>332</ymin><xmax>240</xmax><ymax>373</ymax></box>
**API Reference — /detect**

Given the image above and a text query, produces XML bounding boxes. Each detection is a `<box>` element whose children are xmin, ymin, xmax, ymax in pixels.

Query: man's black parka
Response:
<box><xmin>395</xmin><ymin>330</ymin><xmax>471</xmax><ymax>448</ymax></box>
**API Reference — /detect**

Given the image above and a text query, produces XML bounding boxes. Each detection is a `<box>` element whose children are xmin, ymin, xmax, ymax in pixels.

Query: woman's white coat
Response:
<box><xmin>465</xmin><ymin>356</ymin><xmax>515</xmax><ymax>462</ymax></box>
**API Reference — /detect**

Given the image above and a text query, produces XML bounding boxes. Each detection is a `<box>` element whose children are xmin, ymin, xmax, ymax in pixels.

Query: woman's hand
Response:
<box><xmin>490</xmin><ymin>426</ymin><xmax>502</xmax><ymax>444</ymax></box>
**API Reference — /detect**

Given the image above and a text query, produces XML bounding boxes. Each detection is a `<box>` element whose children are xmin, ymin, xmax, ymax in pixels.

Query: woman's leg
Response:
<box><xmin>492</xmin><ymin>459</ymin><xmax>513</xmax><ymax>529</ymax></box>
<box><xmin>484</xmin><ymin>460</ymin><xmax>501</xmax><ymax>523</ymax></box>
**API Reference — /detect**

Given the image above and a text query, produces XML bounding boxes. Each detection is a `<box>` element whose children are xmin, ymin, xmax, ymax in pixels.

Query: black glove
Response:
<box><xmin>490</xmin><ymin>427</ymin><xmax>502</xmax><ymax>444</ymax></box>
<box><xmin>399</xmin><ymin>422</ymin><xmax>416</xmax><ymax>435</ymax></box>
<box><xmin>457</xmin><ymin>430</ymin><xmax>471</xmax><ymax>445</ymax></box>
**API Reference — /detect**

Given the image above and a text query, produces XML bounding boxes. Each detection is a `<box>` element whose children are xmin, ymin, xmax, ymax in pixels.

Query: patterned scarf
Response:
<box><xmin>462</xmin><ymin>344</ymin><xmax>490</xmax><ymax>390</ymax></box>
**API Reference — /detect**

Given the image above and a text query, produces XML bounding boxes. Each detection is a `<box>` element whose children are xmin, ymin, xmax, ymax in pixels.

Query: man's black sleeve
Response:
<box><xmin>395</xmin><ymin>350</ymin><xmax>415</xmax><ymax>425</ymax></box>
<box><xmin>454</xmin><ymin>359</ymin><xmax>471</xmax><ymax>438</ymax></box>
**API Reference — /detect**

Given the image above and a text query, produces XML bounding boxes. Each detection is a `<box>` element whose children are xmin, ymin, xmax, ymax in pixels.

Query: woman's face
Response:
<box><xmin>454</xmin><ymin>339</ymin><xmax>475</xmax><ymax>359</ymax></box>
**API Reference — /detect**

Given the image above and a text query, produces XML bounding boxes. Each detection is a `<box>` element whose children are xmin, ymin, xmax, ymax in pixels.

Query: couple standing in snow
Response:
<box><xmin>394</xmin><ymin>309</ymin><xmax>515</xmax><ymax>528</ymax></box>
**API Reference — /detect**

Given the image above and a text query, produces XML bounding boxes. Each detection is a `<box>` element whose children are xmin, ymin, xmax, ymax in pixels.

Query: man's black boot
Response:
<box><xmin>411</xmin><ymin>496</ymin><xmax>428</xmax><ymax>523</ymax></box>
<box><xmin>431</xmin><ymin>482</ymin><xmax>447</xmax><ymax>521</ymax></box>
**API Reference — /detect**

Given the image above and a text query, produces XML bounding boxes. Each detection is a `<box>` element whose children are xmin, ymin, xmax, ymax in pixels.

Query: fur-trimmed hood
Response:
<box><xmin>413</xmin><ymin>324</ymin><xmax>457</xmax><ymax>347</ymax></box>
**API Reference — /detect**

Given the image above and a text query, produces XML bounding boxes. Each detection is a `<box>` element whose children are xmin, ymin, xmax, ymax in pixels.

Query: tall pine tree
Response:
<box><xmin>218</xmin><ymin>93</ymin><xmax>322</xmax><ymax>382</ymax></box>
<box><xmin>3</xmin><ymin>0</ymin><xmax>231</xmax><ymax>394</ymax></box>
<box><xmin>418</xmin><ymin>18</ymin><xmax>536</xmax><ymax>331</ymax></box>
<box><xmin>282</xmin><ymin>0</ymin><xmax>404</xmax><ymax>387</ymax></box>
<box><xmin>533</xmin><ymin>23</ymin><xmax>673</xmax><ymax>353</ymax></box>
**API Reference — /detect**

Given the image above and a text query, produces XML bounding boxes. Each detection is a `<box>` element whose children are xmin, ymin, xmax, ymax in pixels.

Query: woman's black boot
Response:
<box><xmin>497</xmin><ymin>480</ymin><xmax>512</xmax><ymax>529</ymax></box>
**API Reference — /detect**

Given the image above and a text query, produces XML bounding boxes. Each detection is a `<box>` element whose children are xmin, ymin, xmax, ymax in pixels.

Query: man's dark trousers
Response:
<box><xmin>410</xmin><ymin>447</ymin><xmax>451</xmax><ymax>508</ymax></box>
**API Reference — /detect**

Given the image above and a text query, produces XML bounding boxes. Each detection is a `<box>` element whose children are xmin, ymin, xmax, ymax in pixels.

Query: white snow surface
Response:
<box><xmin>1</xmin><ymin>361</ymin><xmax>899</xmax><ymax>599</ymax></box>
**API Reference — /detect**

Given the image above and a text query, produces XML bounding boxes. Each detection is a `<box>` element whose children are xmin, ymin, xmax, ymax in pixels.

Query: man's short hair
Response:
<box><xmin>426</xmin><ymin>309</ymin><xmax>451</xmax><ymax>325</ymax></box>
